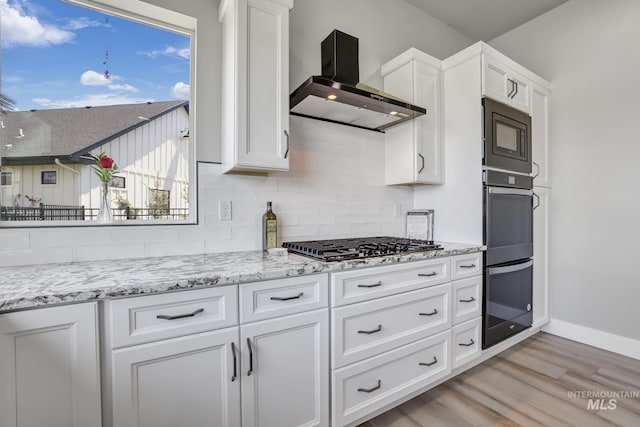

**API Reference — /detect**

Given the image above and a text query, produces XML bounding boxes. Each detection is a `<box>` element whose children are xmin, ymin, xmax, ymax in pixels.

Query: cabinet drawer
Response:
<box><xmin>451</xmin><ymin>317</ymin><xmax>482</xmax><ymax>369</ymax></box>
<box><xmin>332</xmin><ymin>284</ymin><xmax>450</xmax><ymax>368</ymax></box>
<box><xmin>451</xmin><ymin>252</ymin><xmax>482</xmax><ymax>280</ymax></box>
<box><xmin>452</xmin><ymin>276</ymin><xmax>482</xmax><ymax>325</ymax></box>
<box><xmin>239</xmin><ymin>274</ymin><xmax>328</xmax><ymax>323</ymax></box>
<box><xmin>332</xmin><ymin>330</ymin><xmax>450</xmax><ymax>427</ymax></box>
<box><xmin>107</xmin><ymin>286</ymin><xmax>238</xmax><ymax>349</ymax></box>
<box><xmin>331</xmin><ymin>258</ymin><xmax>449</xmax><ymax>307</ymax></box>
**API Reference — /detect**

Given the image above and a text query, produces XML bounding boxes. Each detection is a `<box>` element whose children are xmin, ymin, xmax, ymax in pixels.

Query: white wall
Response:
<box><xmin>0</xmin><ymin>0</ymin><xmax>473</xmax><ymax>267</ymax></box>
<box><xmin>491</xmin><ymin>0</ymin><xmax>640</xmax><ymax>341</ymax></box>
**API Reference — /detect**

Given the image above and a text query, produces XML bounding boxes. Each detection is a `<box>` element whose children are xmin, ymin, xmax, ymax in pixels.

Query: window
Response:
<box><xmin>41</xmin><ymin>171</ymin><xmax>57</xmax><ymax>185</ymax></box>
<box><xmin>148</xmin><ymin>188</ymin><xmax>170</xmax><ymax>218</ymax></box>
<box><xmin>1</xmin><ymin>171</ymin><xmax>11</xmax><ymax>186</ymax></box>
<box><xmin>0</xmin><ymin>0</ymin><xmax>196</xmax><ymax>225</ymax></box>
<box><xmin>110</xmin><ymin>176</ymin><xmax>126</xmax><ymax>189</ymax></box>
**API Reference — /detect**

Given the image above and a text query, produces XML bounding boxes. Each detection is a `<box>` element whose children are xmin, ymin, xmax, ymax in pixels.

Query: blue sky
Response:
<box><xmin>0</xmin><ymin>0</ymin><xmax>190</xmax><ymax>111</ymax></box>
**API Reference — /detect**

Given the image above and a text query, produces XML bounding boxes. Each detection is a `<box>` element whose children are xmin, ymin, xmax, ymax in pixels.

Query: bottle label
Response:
<box><xmin>266</xmin><ymin>219</ymin><xmax>277</xmax><ymax>248</ymax></box>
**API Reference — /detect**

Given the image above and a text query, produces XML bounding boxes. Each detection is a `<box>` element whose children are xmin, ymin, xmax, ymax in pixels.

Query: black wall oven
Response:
<box><xmin>483</xmin><ymin>98</ymin><xmax>532</xmax><ymax>175</ymax></box>
<box><xmin>482</xmin><ymin>169</ymin><xmax>534</xmax><ymax>349</ymax></box>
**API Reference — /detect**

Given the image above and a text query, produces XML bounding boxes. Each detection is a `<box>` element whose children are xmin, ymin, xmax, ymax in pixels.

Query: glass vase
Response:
<box><xmin>97</xmin><ymin>182</ymin><xmax>113</xmax><ymax>223</ymax></box>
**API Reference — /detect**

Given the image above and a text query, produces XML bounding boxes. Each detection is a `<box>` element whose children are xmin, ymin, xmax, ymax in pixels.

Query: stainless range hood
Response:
<box><xmin>290</xmin><ymin>30</ymin><xmax>426</xmax><ymax>133</ymax></box>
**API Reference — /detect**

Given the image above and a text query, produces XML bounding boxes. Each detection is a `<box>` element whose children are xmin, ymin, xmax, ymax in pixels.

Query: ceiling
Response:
<box><xmin>404</xmin><ymin>0</ymin><xmax>568</xmax><ymax>41</ymax></box>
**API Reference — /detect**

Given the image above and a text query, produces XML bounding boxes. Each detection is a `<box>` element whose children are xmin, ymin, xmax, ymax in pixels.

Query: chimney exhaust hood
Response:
<box><xmin>290</xmin><ymin>30</ymin><xmax>426</xmax><ymax>133</ymax></box>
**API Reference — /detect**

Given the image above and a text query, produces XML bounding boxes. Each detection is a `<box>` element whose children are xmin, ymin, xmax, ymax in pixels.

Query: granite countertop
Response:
<box><xmin>0</xmin><ymin>242</ymin><xmax>484</xmax><ymax>313</ymax></box>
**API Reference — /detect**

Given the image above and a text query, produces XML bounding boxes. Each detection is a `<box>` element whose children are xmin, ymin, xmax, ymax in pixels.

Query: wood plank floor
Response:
<box><xmin>359</xmin><ymin>332</ymin><xmax>640</xmax><ymax>427</ymax></box>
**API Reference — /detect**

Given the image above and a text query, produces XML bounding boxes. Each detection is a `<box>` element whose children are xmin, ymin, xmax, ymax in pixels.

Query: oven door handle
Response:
<box><xmin>487</xmin><ymin>260</ymin><xmax>533</xmax><ymax>275</ymax></box>
<box><xmin>487</xmin><ymin>187</ymin><xmax>533</xmax><ymax>196</ymax></box>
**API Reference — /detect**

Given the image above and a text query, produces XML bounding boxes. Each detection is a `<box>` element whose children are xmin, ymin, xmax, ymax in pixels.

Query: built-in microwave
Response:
<box><xmin>483</xmin><ymin>97</ymin><xmax>532</xmax><ymax>174</ymax></box>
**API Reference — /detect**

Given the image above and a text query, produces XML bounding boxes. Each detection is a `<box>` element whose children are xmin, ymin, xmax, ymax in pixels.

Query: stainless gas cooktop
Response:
<box><xmin>282</xmin><ymin>236</ymin><xmax>442</xmax><ymax>262</ymax></box>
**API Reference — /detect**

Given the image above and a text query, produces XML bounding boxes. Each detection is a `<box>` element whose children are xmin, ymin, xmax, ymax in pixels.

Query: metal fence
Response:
<box><xmin>1</xmin><ymin>204</ymin><xmax>189</xmax><ymax>221</ymax></box>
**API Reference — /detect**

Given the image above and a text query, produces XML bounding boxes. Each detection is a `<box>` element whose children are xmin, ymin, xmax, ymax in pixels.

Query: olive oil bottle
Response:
<box><xmin>262</xmin><ymin>201</ymin><xmax>277</xmax><ymax>251</ymax></box>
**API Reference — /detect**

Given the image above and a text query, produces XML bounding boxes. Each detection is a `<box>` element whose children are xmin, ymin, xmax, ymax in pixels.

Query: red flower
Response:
<box><xmin>100</xmin><ymin>156</ymin><xmax>115</xmax><ymax>169</ymax></box>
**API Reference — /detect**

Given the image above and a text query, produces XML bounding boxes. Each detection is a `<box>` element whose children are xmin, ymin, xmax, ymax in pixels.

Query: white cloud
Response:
<box><xmin>80</xmin><ymin>70</ymin><xmax>111</xmax><ymax>86</ymax></box>
<box><xmin>33</xmin><ymin>93</ymin><xmax>154</xmax><ymax>109</ymax></box>
<box><xmin>171</xmin><ymin>82</ymin><xmax>190</xmax><ymax>100</ymax></box>
<box><xmin>80</xmin><ymin>70</ymin><xmax>139</xmax><ymax>93</ymax></box>
<box><xmin>0</xmin><ymin>0</ymin><xmax>75</xmax><ymax>47</ymax></box>
<box><xmin>107</xmin><ymin>83</ymin><xmax>138</xmax><ymax>93</ymax></box>
<box><xmin>139</xmin><ymin>45</ymin><xmax>190</xmax><ymax>60</ymax></box>
<box><xmin>63</xmin><ymin>17</ymin><xmax>105</xmax><ymax>31</ymax></box>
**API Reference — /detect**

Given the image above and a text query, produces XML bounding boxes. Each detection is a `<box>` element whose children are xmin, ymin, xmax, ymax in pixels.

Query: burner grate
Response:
<box><xmin>282</xmin><ymin>236</ymin><xmax>442</xmax><ymax>261</ymax></box>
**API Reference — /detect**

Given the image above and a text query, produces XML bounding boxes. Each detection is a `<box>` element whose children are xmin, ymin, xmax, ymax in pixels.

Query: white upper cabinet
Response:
<box><xmin>382</xmin><ymin>48</ymin><xmax>444</xmax><ymax>185</ymax></box>
<box><xmin>219</xmin><ymin>0</ymin><xmax>293</xmax><ymax>173</ymax></box>
<box><xmin>532</xmin><ymin>82</ymin><xmax>551</xmax><ymax>187</ymax></box>
<box><xmin>482</xmin><ymin>54</ymin><xmax>532</xmax><ymax>114</ymax></box>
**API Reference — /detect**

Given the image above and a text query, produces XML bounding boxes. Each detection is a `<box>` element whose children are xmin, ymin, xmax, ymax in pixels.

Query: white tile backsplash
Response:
<box><xmin>0</xmin><ymin>117</ymin><xmax>413</xmax><ymax>266</ymax></box>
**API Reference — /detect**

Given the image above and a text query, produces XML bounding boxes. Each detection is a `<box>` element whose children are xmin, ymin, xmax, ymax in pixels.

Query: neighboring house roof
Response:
<box><xmin>0</xmin><ymin>100</ymin><xmax>188</xmax><ymax>165</ymax></box>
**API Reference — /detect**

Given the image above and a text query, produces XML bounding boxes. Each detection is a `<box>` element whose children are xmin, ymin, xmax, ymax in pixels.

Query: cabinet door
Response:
<box><xmin>414</xmin><ymin>61</ymin><xmax>444</xmax><ymax>184</ymax></box>
<box><xmin>482</xmin><ymin>54</ymin><xmax>510</xmax><ymax>105</ymax></box>
<box><xmin>241</xmin><ymin>309</ymin><xmax>329</xmax><ymax>427</ymax></box>
<box><xmin>533</xmin><ymin>186</ymin><xmax>550</xmax><ymax>328</ymax></box>
<box><xmin>532</xmin><ymin>83</ymin><xmax>550</xmax><ymax>187</ymax></box>
<box><xmin>0</xmin><ymin>303</ymin><xmax>101</xmax><ymax>427</ymax></box>
<box><xmin>238</xmin><ymin>0</ymin><xmax>290</xmax><ymax>171</ymax></box>
<box><xmin>111</xmin><ymin>328</ymin><xmax>240</xmax><ymax>427</ymax></box>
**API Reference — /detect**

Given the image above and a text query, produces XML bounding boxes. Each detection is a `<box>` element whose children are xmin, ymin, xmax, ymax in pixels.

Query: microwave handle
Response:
<box><xmin>487</xmin><ymin>260</ymin><xmax>533</xmax><ymax>276</ymax></box>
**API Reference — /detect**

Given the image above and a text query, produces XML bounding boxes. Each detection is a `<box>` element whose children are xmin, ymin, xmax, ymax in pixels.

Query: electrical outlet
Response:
<box><xmin>219</xmin><ymin>200</ymin><xmax>232</xmax><ymax>221</ymax></box>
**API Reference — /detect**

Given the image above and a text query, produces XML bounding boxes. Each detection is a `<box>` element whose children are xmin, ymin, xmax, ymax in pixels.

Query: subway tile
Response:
<box><xmin>0</xmin><ymin>247</ymin><xmax>73</xmax><ymax>267</ymax></box>
<box><xmin>72</xmin><ymin>244</ymin><xmax>145</xmax><ymax>262</ymax></box>
<box><xmin>0</xmin><ymin>231</ymin><xmax>30</xmax><ymax>250</ymax></box>
<box><xmin>110</xmin><ymin>228</ymin><xmax>179</xmax><ymax>245</ymax></box>
<box><xmin>30</xmin><ymin>229</ymin><xmax>111</xmax><ymax>248</ymax></box>
<box><xmin>144</xmin><ymin>240</ymin><xmax>205</xmax><ymax>258</ymax></box>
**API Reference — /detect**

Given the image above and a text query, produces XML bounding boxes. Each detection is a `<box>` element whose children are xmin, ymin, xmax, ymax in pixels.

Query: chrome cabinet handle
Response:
<box><xmin>418</xmin><ymin>272</ymin><xmax>437</xmax><ymax>277</ymax></box>
<box><xmin>358</xmin><ymin>324</ymin><xmax>382</xmax><ymax>335</ymax></box>
<box><xmin>459</xmin><ymin>338</ymin><xmax>475</xmax><ymax>347</ymax></box>
<box><xmin>507</xmin><ymin>78</ymin><xmax>516</xmax><ymax>98</ymax></box>
<box><xmin>459</xmin><ymin>297</ymin><xmax>476</xmax><ymax>303</ymax></box>
<box><xmin>459</xmin><ymin>264</ymin><xmax>476</xmax><ymax>269</ymax></box>
<box><xmin>358</xmin><ymin>281</ymin><xmax>382</xmax><ymax>288</ymax></box>
<box><xmin>231</xmin><ymin>342</ymin><xmax>238</xmax><ymax>382</ymax></box>
<box><xmin>533</xmin><ymin>192</ymin><xmax>541</xmax><ymax>210</ymax></box>
<box><xmin>532</xmin><ymin>161</ymin><xmax>540</xmax><ymax>179</ymax></box>
<box><xmin>270</xmin><ymin>292</ymin><xmax>303</xmax><ymax>301</ymax></box>
<box><xmin>418</xmin><ymin>153</ymin><xmax>425</xmax><ymax>173</ymax></box>
<box><xmin>156</xmin><ymin>308</ymin><xmax>204</xmax><ymax>320</ymax></box>
<box><xmin>284</xmin><ymin>130</ymin><xmax>290</xmax><ymax>159</ymax></box>
<box><xmin>419</xmin><ymin>309</ymin><xmax>438</xmax><ymax>316</ymax></box>
<box><xmin>246</xmin><ymin>338</ymin><xmax>254</xmax><ymax>376</ymax></box>
<box><xmin>419</xmin><ymin>357</ymin><xmax>438</xmax><ymax>367</ymax></box>
<box><xmin>357</xmin><ymin>380</ymin><xmax>381</xmax><ymax>393</ymax></box>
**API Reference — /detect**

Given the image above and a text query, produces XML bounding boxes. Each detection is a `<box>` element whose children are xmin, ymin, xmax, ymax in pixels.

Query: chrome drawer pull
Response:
<box><xmin>357</xmin><ymin>380</ymin><xmax>381</xmax><ymax>393</ymax></box>
<box><xmin>459</xmin><ymin>264</ymin><xmax>476</xmax><ymax>269</ymax></box>
<box><xmin>357</xmin><ymin>281</ymin><xmax>382</xmax><ymax>288</ymax></box>
<box><xmin>418</xmin><ymin>272</ymin><xmax>437</xmax><ymax>277</ymax></box>
<box><xmin>459</xmin><ymin>297</ymin><xmax>476</xmax><ymax>303</ymax></box>
<box><xmin>156</xmin><ymin>308</ymin><xmax>204</xmax><ymax>320</ymax></box>
<box><xmin>270</xmin><ymin>292</ymin><xmax>304</xmax><ymax>301</ymax></box>
<box><xmin>459</xmin><ymin>338</ymin><xmax>475</xmax><ymax>347</ymax></box>
<box><xmin>231</xmin><ymin>342</ymin><xmax>238</xmax><ymax>382</ymax></box>
<box><xmin>419</xmin><ymin>309</ymin><xmax>438</xmax><ymax>316</ymax></box>
<box><xmin>419</xmin><ymin>357</ymin><xmax>438</xmax><ymax>367</ymax></box>
<box><xmin>358</xmin><ymin>324</ymin><xmax>382</xmax><ymax>335</ymax></box>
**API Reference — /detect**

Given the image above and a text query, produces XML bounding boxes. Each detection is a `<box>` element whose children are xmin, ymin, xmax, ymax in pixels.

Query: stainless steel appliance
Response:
<box><xmin>482</xmin><ymin>169</ymin><xmax>535</xmax><ymax>349</ymax></box>
<box><xmin>290</xmin><ymin>30</ymin><xmax>426</xmax><ymax>133</ymax></box>
<box><xmin>282</xmin><ymin>236</ymin><xmax>442</xmax><ymax>262</ymax></box>
<box><xmin>483</xmin><ymin>97</ymin><xmax>532</xmax><ymax>174</ymax></box>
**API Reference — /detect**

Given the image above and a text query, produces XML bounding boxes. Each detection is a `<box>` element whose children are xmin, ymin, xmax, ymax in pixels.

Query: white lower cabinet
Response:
<box><xmin>0</xmin><ymin>303</ymin><xmax>102</xmax><ymax>427</ymax></box>
<box><xmin>330</xmin><ymin>254</ymin><xmax>483</xmax><ymax>426</ymax></box>
<box><xmin>111</xmin><ymin>328</ymin><xmax>240</xmax><ymax>427</ymax></box>
<box><xmin>240</xmin><ymin>309</ymin><xmax>329</xmax><ymax>427</ymax></box>
<box><xmin>332</xmin><ymin>331</ymin><xmax>450</xmax><ymax>427</ymax></box>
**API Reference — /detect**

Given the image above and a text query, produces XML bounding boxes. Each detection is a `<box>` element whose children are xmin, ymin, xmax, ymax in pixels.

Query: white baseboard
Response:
<box><xmin>542</xmin><ymin>319</ymin><xmax>640</xmax><ymax>360</ymax></box>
